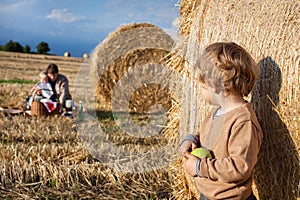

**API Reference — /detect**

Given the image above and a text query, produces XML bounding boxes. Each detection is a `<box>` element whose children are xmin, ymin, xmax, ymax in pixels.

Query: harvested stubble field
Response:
<box><xmin>0</xmin><ymin>51</ymin><xmax>179</xmax><ymax>199</ymax></box>
<box><xmin>2</xmin><ymin>0</ymin><xmax>299</xmax><ymax>196</ymax></box>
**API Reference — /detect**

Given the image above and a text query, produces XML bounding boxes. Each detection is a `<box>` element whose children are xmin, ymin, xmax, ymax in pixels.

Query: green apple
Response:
<box><xmin>191</xmin><ymin>147</ymin><xmax>212</xmax><ymax>159</ymax></box>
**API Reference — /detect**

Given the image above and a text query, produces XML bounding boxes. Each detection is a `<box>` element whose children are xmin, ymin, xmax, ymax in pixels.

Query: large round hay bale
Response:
<box><xmin>168</xmin><ymin>0</ymin><xmax>299</xmax><ymax>199</ymax></box>
<box><xmin>73</xmin><ymin>23</ymin><xmax>183</xmax><ymax>174</ymax></box>
<box><xmin>91</xmin><ymin>23</ymin><xmax>175</xmax><ymax>112</ymax></box>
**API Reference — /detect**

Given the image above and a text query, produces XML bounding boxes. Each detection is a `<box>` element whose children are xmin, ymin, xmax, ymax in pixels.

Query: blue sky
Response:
<box><xmin>0</xmin><ymin>0</ymin><xmax>180</xmax><ymax>57</ymax></box>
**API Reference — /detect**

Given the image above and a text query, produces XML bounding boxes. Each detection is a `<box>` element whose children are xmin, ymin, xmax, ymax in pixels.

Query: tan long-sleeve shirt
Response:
<box><xmin>195</xmin><ymin>102</ymin><xmax>263</xmax><ymax>200</ymax></box>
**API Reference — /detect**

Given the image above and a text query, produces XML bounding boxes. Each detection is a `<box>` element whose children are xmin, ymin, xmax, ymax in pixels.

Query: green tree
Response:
<box><xmin>4</xmin><ymin>40</ymin><xmax>24</xmax><ymax>53</ymax></box>
<box><xmin>36</xmin><ymin>41</ymin><xmax>50</xmax><ymax>54</ymax></box>
<box><xmin>23</xmin><ymin>44</ymin><xmax>31</xmax><ymax>53</ymax></box>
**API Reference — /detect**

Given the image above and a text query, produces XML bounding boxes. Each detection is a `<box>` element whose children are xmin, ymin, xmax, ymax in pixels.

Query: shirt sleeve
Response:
<box><xmin>58</xmin><ymin>78</ymin><xmax>70</xmax><ymax>106</ymax></box>
<box><xmin>199</xmin><ymin>120</ymin><xmax>261</xmax><ymax>183</ymax></box>
<box><xmin>179</xmin><ymin>134</ymin><xmax>200</xmax><ymax>147</ymax></box>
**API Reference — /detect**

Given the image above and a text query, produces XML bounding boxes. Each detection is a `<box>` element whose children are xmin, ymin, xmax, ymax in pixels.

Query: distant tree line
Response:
<box><xmin>0</xmin><ymin>40</ymin><xmax>51</xmax><ymax>55</ymax></box>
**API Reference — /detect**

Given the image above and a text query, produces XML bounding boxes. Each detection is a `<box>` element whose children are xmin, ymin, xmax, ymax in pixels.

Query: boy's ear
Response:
<box><xmin>206</xmin><ymin>79</ymin><xmax>221</xmax><ymax>94</ymax></box>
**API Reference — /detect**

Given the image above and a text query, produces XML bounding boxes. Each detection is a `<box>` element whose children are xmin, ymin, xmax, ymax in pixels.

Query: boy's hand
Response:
<box><xmin>179</xmin><ymin>140</ymin><xmax>197</xmax><ymax>155</ymax></box>
<box><xmin>183</xmin><ymin>152</ymin><xmax>199</xmax><ymax>177</ymax></box>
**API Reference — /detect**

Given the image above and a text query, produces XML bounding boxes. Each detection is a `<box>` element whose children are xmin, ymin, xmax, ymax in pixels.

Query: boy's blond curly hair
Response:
<box><xmin>196</xmin><ymin>42</ymin><xmax>258</xmax><ymax>97</ymax></box>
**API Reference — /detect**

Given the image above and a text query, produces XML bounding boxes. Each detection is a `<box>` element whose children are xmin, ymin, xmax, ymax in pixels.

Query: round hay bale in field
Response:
<box><xmin>91</xmin><ymin>23</ymin><xmax>175</xmax><ymax>112</ymax></box>
<box><xmin>168</xmin><ymin>0</ymin><xmax>299</xmax><ymax>199</ymax></box>
<box><xmin>83</xmin><ymin>53</ymin><xmax>89</xmax><ymax>59</ymax></box>
<box><xmin>64</xmin><ymin>52</ymin><xmax>71</xmax><ymax>57</ymax></box>
<box><xmin>73</xmin><ymin>23</ymin><xmax>184</xmax><ymax>174</ymax></box>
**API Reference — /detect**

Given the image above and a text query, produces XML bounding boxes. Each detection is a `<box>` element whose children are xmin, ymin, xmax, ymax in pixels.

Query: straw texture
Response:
<box><xmin>168</xmin><ymin>0</ymin><xmax>300</xmax><ymax>199</ymax></box>
<box><xmin>91</xmin><ymin>23</ymin><xmax>175</xmax><ymax>112</ymax></box>
<box><xmin>96</xmin><ymin>48</ymin><xmax>173</xmax><ymax>112</ymax></box>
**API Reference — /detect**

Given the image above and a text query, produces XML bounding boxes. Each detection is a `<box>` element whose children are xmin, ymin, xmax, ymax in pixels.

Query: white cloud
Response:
<box><xmin>0</xmin><ymin>0</ymin><xmax>36</xmax><ymax>13</ymax></box>
<box><xmin>46</xmin><ymin>8</ymin><xmax>86</xmax><ymax>23</ymax></box>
